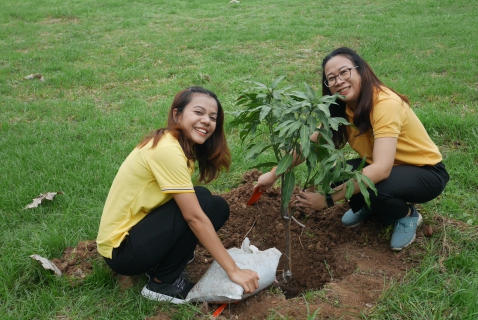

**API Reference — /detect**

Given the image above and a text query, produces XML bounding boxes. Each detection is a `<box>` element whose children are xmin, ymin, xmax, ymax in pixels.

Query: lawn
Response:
<box><xmin>1</xmin><ymin>0</ymin><xmax>477</xmax><ymax>318</ymax></box>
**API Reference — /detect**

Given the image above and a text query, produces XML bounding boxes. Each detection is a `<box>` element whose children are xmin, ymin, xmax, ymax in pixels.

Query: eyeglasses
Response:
<box><xmin>324</xmin><ymin>66</ymin><xmax>359</xmax><ymax>88</ymax></box>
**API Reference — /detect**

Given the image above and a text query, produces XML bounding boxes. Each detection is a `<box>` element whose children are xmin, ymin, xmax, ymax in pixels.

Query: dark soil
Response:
<box><xmin>52</xmin><ymin>170</ymin><xmax>441</xmax><ymax>319</ymax></box>
<box><xmin>52</xmin><ymin>240</ymin><xmax>98</xmax><ymax>281</ymax></box>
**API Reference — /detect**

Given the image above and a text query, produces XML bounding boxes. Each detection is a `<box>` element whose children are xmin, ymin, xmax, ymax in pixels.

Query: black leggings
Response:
<box><xmin>103</xmin><ymin>186</ymin><xmax>230</xmax><ymax>283</ymax></box>
<box><xmin>345</xmin><ymin>159</ymin><xmax>449</xmax><ymax>223</ymax></box>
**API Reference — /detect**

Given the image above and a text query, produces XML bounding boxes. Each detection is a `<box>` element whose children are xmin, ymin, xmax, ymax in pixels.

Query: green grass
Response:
<box><xmin>1</xmin><ymin>0</ymin><xmax>477</xmax><ymax>318</ymax></box>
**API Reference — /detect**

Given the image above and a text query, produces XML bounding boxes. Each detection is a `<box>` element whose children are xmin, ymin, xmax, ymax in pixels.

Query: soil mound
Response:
<box><xmin>51</xmin><ymin>170</ymin><xmax>436</xmax><ymax>319</ymax></box>
<box><xmin>186</xmin><ymin>169</ymin><xmax>430</xmax><ymax>319</ymax></box>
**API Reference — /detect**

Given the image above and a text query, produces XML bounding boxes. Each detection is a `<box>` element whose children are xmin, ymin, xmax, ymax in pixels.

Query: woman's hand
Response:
<box><xmin>227</xmin><ymin>268</ymin><xmax>260</xmax><ymax>294</ymax></box>
<box><xmin>252</xmin><ymin>171</ymin><xmax>277</xmax><ymax>193</ymax></box>
<box><xmin>296</xmin><ymin>190</ymin><xmax>327</xmax><ymax>211</ymax></box>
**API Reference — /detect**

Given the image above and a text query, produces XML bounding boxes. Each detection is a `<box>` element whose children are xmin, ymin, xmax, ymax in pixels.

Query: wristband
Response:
<box><xmin>325</xmin><ymin>194</ymin><xmax>334</xmax><ymax>208</ymax></box>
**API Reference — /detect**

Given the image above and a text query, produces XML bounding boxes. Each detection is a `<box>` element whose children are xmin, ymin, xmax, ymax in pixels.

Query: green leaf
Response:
<box><xmin>276</xmin><ymin>154</ymin><xmax>293</xmax><ymax>175</ymax></box>
<box><xmin>301</xmin><ymin>140</ymin><xmax>310</xmax><ymax>159</ymax></box>
<box><xmin>244</xmin><ymin>80</ymin><xmax>268</xmax><ymax>89</ymax></box>
<box><xmin>285</xmin><ymin>122</ymin><xmax>302</xmax><ymax>137</ymax></box>
<box><xmin>345</xmin><ymin>179</ymin><xmax>355</xmax><ymax>200</ymax></box>
<box><xmin>290</xmin><ymin>91</ymin><xmax>310</xmax><ymax>101</ymax></box>
<box><xmin>245</xmin><ymin>142</ymin><xmax>269</xmax><ymax>160</ymax></box>
<box><xmin>331</xmin><ymin>162</ymin><xmax>342</xmax><ymax>182</ymax></box>
<box><xmin>321</xmin><ymin>169</ymin><xmax>332</xmax><ymax>195</ymax></box>
<box><xmin>300</xmin><ymin>125</ymin><xmax>310</xmax><ymax>158</ymax></box>
<box><xmin>279</xmin><ymin>121</ymin><xmax>299</xmax><ymax>137</ymax></box>
<box><xmin>318</xmin><ymin>128</ymin><xmax>334</xmax><ymax>147</ymax></box>
<box><xmin>249</xmin><ymin>161</ymin><xmax>278</xmax><ymax>170</ymax></box>
<box><xmin>359</xmin><ymin>174</ymin><xmax>377</xmax><ymax>196</ymax></box>
<box><xmin>276</xmin><ymin>120</ymin><xmax>295</xmax><ymax>130</ymax></box>
<box><xmin>328</xmin><ymin>117</ymin><xmax>340</xmax><ymax>131</ymax></box>
<box><xmin>356</xmin><ymin>174</ymin><xmax>371</xmax><ymax>207</ymax></box>
<box><xmin>299</xmin><ymin>125</ymin><xmax>310</xmax><ymax>143</ymax></box>
<box><xmin>308</xmin><ymin>115</ymin><xmax>318</xmax><ymax>133</ymax></box>
<box><xmin>334</xmin><ymin>116</ymin><xmax>351</xmax><ymax>126</ymax></box>
<box><xmin>305</xmin><ymin>144</ymin><xmax>317</xmax><ymax>167</ymax></box>
<box><xmin>319</xmin><ymin>94</ymin><xmax>339</xmax><ymax>104</ymax></box>
<box><xmin>316</xmin><ymin>103</ymin><xmax>331</xmax><ymax>117</ymax></box>
<box><xmin>314</xmin><ymin>145</ymin><xmax>329</xmax><ymax>161</ymax></box>
<box><xmin>356</xmin><ymin>157</ymin><xmax>368</xmax><ymax>171</ymax></box>
<box><xmin>304</xmin><ymin>82</ymin><xmax>317</xmax><ymax>101</ymax></box>
<box><xmin>314</xmin><ymin>167</ymin><xmax>326</xmax><ymax>186</ymax></box>
<box><xmin>271</xmin><ymin>75</ymin><xmax>286</xmax><ymax>89</ymax></box>
<box><xmin>281</xmin><ymin>170</ymin><xmax>295</xmax><ymax>212</ymax></box>
<box><xmin>259</xmin><ymin>106</ymin><xmax>272</xmax><ymax>121</ymax></box>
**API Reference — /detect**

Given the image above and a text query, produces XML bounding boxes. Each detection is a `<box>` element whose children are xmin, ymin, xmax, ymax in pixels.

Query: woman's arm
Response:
<box><xmin>172</xmin><ymin>193</ymin><xmax>260</xmax><ymax>293</ymax></box>
<box><xmin>253</xmin><ymin>132</ymin><xmax>321</xmax><ymax>193</ymax></box>
<box><xmin>296</xmin><ymin>137</ymin><xmax>397</xmax><ymax>210</ymax></box>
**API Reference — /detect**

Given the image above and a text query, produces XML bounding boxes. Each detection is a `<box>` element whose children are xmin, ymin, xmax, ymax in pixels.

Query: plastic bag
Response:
<box><xmin>186</xmin><ymin>238</ymin><xmax>281</xmax><ymax>303</ymax></box>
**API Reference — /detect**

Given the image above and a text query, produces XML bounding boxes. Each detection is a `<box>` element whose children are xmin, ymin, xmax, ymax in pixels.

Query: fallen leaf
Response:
<box><xmin>30</xmin><ymin>254</ymin><xmax>62</xmax><ymax>276</ymax></box>
<box><xmin>24</xmin><ymin>73</ymin><xmax>45</xmax><ymax>81</ymax></box>
<box><xmin>24</xmin><ymin>191</ymin><xmax>63</xmax><ymax>209</ymax></box>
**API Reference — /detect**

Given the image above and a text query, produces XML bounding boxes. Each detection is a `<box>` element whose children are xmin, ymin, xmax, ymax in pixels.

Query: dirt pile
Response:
<box><xmin>51</xmin><ymin>170</ymin><xmax>436</xmax><ymax>319</ymax></box>
<box><xmin>186</xmin><ymin>169</ymin><xmax>430</xmax><ymax>319</ymax></box>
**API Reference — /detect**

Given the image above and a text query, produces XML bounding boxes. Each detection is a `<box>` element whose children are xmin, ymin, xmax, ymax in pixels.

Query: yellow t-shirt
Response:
<box><xmin>345</xmin><ymin>87</ymin><xmax>442</xmax><ymax>166</ymax></box>
<box><xmin>97</xmin><ymin>132</ymin><xmax>195</xmax><ymax>258</ymax></box>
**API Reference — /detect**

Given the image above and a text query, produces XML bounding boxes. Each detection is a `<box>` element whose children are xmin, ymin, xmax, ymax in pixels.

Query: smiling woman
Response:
<box><xmin>254</xmin><ymin>47</ymin><xmax>450</xmax><ymax>252</ymax></box>
<box><xmin>173</xmin><ymin>93</ymin><xmax>218</xmax><ymax>145</ymax></box>
<box><xmin>96</xmin><ymin>86</ymin><xmax>259</xmax><ymax>304</ymax></box>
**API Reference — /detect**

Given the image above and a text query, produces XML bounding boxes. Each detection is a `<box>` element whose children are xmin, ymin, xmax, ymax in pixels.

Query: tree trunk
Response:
<box><xmin>283</xmin><ymin>214</ymin><xmax>292</xmax><ymax>282</ymax></box>
<box><xmin>280</xmin><ymin>175</ymin><xmax>292</xmax><ymax>282</ymax></box>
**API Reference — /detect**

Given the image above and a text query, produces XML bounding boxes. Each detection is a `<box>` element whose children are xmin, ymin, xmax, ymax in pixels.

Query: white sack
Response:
<box><xmin>186</xmin><ymin>238</ymin><xmax>281</xmax><ymax>303</ymax></box>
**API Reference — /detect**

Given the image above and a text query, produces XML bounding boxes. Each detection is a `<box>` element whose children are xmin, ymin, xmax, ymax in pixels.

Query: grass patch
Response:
<box><xmin>1</xmin><ymin>0</ymin><xmax>477</xmax><ymax>318</ymax></box>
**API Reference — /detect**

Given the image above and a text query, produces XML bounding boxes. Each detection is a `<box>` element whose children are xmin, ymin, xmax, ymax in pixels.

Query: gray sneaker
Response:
<box><xmin>341</xmin><ymin>206</ymin><xmax>372</xmax><ymax>227</ymax></box>
<box><xmin>390</xmin><ymin>205</ymin><xmax>423</xmax><ymax>251</ymax></box>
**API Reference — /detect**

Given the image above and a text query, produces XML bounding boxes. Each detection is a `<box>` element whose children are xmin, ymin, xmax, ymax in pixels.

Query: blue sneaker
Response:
<box><xmin>390</xmin><ymin>205</ymin><xmax>422</xmax><ymax>251</ymax></box>
<box><xmin>341</xmin><ymin>206</ymin><xmax>372</xmax><ymax>227</ymax></box>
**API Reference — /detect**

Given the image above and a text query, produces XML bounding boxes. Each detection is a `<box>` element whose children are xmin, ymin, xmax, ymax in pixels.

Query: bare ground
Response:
<box><xmin>52</xmin><ymin>170</ymin><xmax>443</xmax><ymax>319</ymax></box>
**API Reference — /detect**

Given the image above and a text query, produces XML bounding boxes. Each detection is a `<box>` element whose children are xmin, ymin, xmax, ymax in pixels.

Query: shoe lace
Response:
<box><xmin>172</xmin><ymin>270</ymin><xmax>189</xmax><ymax>290</ymax></box>
<box><xmin>394</xmin><ymin>218</ymin><xmax>415</xmax><ymax>231</ymax></box>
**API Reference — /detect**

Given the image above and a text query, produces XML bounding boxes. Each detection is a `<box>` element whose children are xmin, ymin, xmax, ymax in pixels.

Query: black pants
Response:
<box><xmin>345</xmin><ymin>159</ymin><xmax>449</xmax><ymax>223</ymax></box>
<box><xmin>104</xmin><ymin>186</ymin><xmax>230</xmax><ymax>283</ymax></box>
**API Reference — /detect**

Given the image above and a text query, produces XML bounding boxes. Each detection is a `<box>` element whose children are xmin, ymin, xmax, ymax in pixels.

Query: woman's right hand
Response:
<box><xmin>227</xmin><ymin>268</ymin><xmax>260</xmax><ymax>294</ymax></box>
<box><xmin>252</xmin><ymin>171</ymin><xmax>277</xmax><ymax>193</ymax></box>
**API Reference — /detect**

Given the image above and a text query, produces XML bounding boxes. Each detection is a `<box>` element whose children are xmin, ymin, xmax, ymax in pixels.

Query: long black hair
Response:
<box><xmin>321</xmin><ymin>47</ymin><xmax>409</xmax><ymax>148</ymax></box>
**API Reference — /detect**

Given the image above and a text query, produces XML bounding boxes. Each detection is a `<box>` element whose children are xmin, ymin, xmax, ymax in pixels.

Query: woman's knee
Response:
<box><xmin>213</xmin><ymin>195</ymin><xmax>230</xmax><ymax>221</ymax></box>
<box><xmin>194</xmin><ymin>186</ymin><xmax>230</xmax><ymax>228</ymax></box>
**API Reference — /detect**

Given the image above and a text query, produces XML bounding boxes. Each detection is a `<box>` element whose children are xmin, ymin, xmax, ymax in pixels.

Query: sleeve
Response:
<box><xmin>371</xmin><ymin>97</ymin><xmax>407</xmax><ymax>139</ymax></box>
<box><xmin>147</xmin><ymin>143</ymin><xmax>195</xmax><ymax>193</ymax></box>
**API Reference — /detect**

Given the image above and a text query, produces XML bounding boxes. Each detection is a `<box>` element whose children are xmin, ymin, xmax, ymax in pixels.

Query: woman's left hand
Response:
<box><xmin>296</xmin><ymin>190</ymin><xmax>326</xmax><ymax>211</ymax></box>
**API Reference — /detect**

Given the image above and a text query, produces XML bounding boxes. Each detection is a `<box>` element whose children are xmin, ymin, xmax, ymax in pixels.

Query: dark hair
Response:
<box><xmin>321</xmin><ymin>47</ymin><xmax>410</xmax><ymax>148</ymax></box>
<box><xmin>137</xmin><ymin>86</ymin><xmax>231</xmax><ymax>184</ymax></box>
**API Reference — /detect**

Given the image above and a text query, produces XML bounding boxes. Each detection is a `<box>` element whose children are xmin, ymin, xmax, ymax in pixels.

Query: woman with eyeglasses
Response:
<box><xmin>253</xmin><ymin>47</ymin><xmax>449</xmax><ymax>251</ymax></box>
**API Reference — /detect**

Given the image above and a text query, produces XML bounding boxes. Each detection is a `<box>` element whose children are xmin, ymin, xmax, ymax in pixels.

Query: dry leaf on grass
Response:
<box><xmin>30</xmin><ymin>254</ymin><xmax>62</xmax><ymax>276</ymax></box>
<box><xmin>24</xmin><ymin>73</ymin><xmax>45</xmax><ymax>81</ymax></box>
<box><xmin>24</xmin><ymin>191</ymin><xmax>63</xmax><ymax>209</ymax></box>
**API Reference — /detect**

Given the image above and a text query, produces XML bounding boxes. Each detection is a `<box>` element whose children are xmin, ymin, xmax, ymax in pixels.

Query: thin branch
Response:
<box><xmin>298</xmin><ymin>235</ymin><xmax>304</xmax><ymax>249</ymax></box>
<box><xmin>291</xmin><ymin>215</ymin><xmax>305</xmax><ymax>228</ymax></box>
<box><xmin>243</xmin><ymin>219</ymin><xmax>257</xmax><ymax>240</ymax></box>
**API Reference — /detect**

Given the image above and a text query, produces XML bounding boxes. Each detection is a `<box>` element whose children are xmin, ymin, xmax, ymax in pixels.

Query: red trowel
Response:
<box><xmin>246</xmin><ymin>167</ymin><xmax>275</xmax><ymax>206</ymax></box>
<box><xmin>246</xmin><ymin>189</ymin><xmax>264</xmax><ymax>206</ymax></box>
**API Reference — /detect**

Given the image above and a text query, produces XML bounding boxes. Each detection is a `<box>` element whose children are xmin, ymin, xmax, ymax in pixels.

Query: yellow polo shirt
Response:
<box><xmin>345</xmin><ymin>87</ymin><xmax>442</xmax><ymax>166</ymax></box>
<box><xmin>97</xmin><ymin>133</ymin><xmax>195</xmax><ymax>258</ymax></box>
